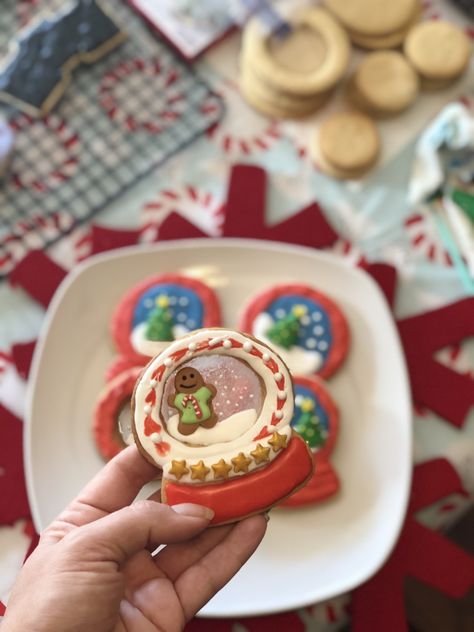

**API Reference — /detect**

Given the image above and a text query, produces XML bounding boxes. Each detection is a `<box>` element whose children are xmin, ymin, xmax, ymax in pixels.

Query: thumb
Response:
<box><xmin>65</xmin><ymin>501</ymin><xmax>214</xmax><ymax>564</ymax></box>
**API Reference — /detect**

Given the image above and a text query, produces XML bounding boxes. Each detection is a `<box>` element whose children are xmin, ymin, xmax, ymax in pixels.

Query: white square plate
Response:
<box><xmin>26</xmin><ymin>239</ymin><xmax>412</xmax><ymax>617</ymax></box>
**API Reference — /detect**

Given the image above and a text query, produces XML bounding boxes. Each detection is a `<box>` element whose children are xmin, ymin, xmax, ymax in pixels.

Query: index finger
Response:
<box><xmin>44</xmin><ymin>446</ymin><xmax>159</xmax><ymax>539</ymax></box>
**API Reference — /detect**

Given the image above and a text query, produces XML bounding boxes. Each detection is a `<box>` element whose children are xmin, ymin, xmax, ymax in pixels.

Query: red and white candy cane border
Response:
<box><xmin>133</xmin><ymin>329</ymin><xmax>294</xmax><ymax>482</ymax></box>
<box><xmin>99</xmin><ymin>58</ymin><xmax>184</xmax><ymax>134</ymax></box>
<box><xmin>9</xmin><ymin>114</ymin><xmax>80</xmax><ymax>192</ymax></box>
<box><xmin>111</xmin><ymin>274</ymin><xmax>222</xmax><ymax>364</ymax></box>
<box><xmin>239</xmin><ymin>284</ymin><xmax>350</xmax><ymax>380</ymax></box>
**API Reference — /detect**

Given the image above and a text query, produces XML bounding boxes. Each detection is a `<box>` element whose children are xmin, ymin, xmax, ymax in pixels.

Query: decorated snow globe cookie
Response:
<box><xmin>239</xmin><ymin>283</ymin><xmax>349</xmax><ymax>379</ymax></box>
<box><xmin>109</xmin><ymin>274</ymin><xmax>221</xmax><ymax>372</ymax></box>
<box><xmin>132</xmin><ymin>328</ymin><xmax>314</xmax><ymax>525</ymax></box>
<box><xmin>280</xmin><ymin>375</ymin><xmax>340</xmax><ymax>507</ymax></box>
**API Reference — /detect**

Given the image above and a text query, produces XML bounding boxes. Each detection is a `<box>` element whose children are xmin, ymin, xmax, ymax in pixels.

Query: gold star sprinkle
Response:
<box><xmin>168</xmin><ymin>460</ymin><xmax>189</xmax><ymax>481</ymax></box>
<box><xmin>300</xmin><ymin>398</ymin><xmax>315</xmax><ymax>413</ymax></box>
<box><xmin>211</xmin><ymin>459</ymin><xmax>232</xmax><ymax>479</ymax></box>
<box><xmin>190</xmin><ymin>460</ymin><xmax>210</xmax><ymax>481</ymax></box>
<box><xmin>250</xmin><ymin>443</ymin><xmax>271</xmax><ymax>465</ymax></box>
<box><xmin>231</xmin><ymin>452</ymin><xmax>252</xmax><ymax>473</ymax></box>
<box><xmin>268</xmin><ymin>431</ymin><xmax>288</xmax><ymax>452</ymax></box>
<box><xmin>292</xmin><ymin>304</ymin><xmax>308</xmax><ymax>319</ymax></box>
<box><xmin>156</xmin><ymin>294</ymin><xmax>169</xmax><ymax>309</ymax></box>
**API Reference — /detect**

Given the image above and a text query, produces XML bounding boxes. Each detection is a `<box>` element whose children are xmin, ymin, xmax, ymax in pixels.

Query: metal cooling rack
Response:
<box><xmin>0</xmin><ymin>0</ymin><xmax>224</xmax><ymax>277</ymax></box>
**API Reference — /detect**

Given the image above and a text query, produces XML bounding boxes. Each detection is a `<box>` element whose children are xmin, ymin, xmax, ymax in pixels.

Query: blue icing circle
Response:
<box><xmin>265</xmin><ymin>294</ymin><xmax>333</xmax><ymax>364</ymax></box>
<box><xmin>132</xmin><ymin>284</ymin><xmax>204</xmax><ymax>331</ymax></box>
<box><xmin>291</xmin><ymin>382</ymin><xmax>330</xmax><ymax>450</ymax></box>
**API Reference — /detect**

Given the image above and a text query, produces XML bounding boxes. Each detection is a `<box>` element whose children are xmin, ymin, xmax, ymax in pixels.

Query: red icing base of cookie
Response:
<box><xmin>161</xmin><ymin>435</ymin><xmax>314</xmax><ymax>525</ymax></box>
<box><xmin>279</xmin><ymin>458</ymin><xmax>339</xmax><ymax>507</ymax></box>
<box><xmin>105</xmin><ymin>355</ymin><xmax>143</xmax><ymax>382</ymax></box>
<box><xmin>239</xmin><ymin>283</ymin><xmax>350</xmax><ymax>379</ymax></box>
<box><xmin>93</xmin><ymin>367</ymin><xmax>142</xmax><ymax>461</ymax></box>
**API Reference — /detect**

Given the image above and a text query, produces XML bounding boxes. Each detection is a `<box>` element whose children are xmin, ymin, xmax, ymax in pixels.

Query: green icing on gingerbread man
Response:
<box><xmin>168</xmin><ymin>367</ymin><xmax>217</xmax><ymax>436</ymax></box>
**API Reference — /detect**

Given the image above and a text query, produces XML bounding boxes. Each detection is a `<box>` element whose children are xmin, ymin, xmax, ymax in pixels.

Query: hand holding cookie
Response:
<box><xmin>2</xmin><ymin>446</ymin><xmax>267</xmax><ymax>632</ymax></box>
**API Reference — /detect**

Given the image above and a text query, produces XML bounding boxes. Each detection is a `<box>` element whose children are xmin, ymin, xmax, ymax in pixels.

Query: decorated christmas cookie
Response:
<box><xmin>93</xmin><ymin>366</ymin><xmax>142</xmax><ymax>461</ymax></box>
<box><xmin>280</xmin><ymin>375</ymin><xmax>340</xmax><ymax>507</ymax></box>
<box><xmin>111</xmin><ymin>274</ymin><xmax>221</xmax><ymax>366</ymax></box>
<box><xmin>239</xmin><ymin>284</ymin><xmax>349</xmax><ymax>379</ymax></box>
<box><xmin>132</xmin><ymin>329</ymin><xmax>314</xmax><ymax>525</ymax></box>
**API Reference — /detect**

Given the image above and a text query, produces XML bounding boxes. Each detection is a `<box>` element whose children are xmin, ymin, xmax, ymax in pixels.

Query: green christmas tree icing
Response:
<box><xmin>266</xmin><ymin>304</ymin><xmax>307</xmax><ymax>349</ymax></box>
<box><xmin>294</xmin><ymin>398</ymin><xmax>326</xmax><ymax>449</ymax></box>
<box><xmin>145</xmin><ymin>295</ymin><xmax>174</xmax><ymax>342</ymax></box>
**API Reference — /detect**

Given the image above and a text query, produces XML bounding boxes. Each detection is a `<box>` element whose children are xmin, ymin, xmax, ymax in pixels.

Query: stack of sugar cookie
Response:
<box><xmin>311</xmin><ymin>111</ymin><xmax>380</xmax><ymax>180</ymax></box>
<box><xmin>324</xmin><ymin>0</ymin><xmax>421</xmax><ymax>50</ymax></box>
<box><xmin>239</xmin><ymin>6</ymin><xmax>351</xmax><ymax>119</ymax></box>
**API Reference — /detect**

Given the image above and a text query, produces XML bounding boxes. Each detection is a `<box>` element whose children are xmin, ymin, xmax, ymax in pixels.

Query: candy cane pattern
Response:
<box><xmin>404</xmin><ymin>212</ymin><xmax>453</xmax><ymax>267</ymax></box>
<box><xmin>182</xmin><ymin>394</ymin><xmax>203</xmax><ymax>419</ymax></box>
<box><xmin>99</xmin><ymin>58</ymin><xmax>188</xmax><ymax>134</ymax></box>
<box><xmin>8</xmin><ymin>114</ymin><xmax>80</xmax><ymax>192</ymax></box>
<box><xmin>141</xmin><ymin>184</ymin><xmax>224</xmax><ymax>239</ymax></box>
<box><xmin>206</xmin><ymin>78</ymin><xmax>282</xmax><ymax>160</ymax></box>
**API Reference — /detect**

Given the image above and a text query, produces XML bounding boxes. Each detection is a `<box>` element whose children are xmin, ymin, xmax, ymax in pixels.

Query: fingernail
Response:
<box><xmin>171</xmin><ymin>503</ymin><xmax>214</xmax><ymax>521</ymax></box>
<box><xmin>264</xmin><ymin>512</ymin><xmax>270</xmax><ymax>522</ymax></box>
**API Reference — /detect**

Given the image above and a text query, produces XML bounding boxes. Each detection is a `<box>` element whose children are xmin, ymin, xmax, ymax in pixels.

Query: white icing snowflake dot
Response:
<box><xmin>306</xmin><ymin>338</ymin><xmax>317</xmax><ymax>349</ymax></box>
<box><xmin>301</xmin><ymin>315</ymin><xmax>311</xmax><ymax>326</ymax></box>
<box><xmin>318</xmin><ymin>341</ymin><xmax>329</xmax><ymax>351</ymax></box>
<box><xmin>144</xmin><ymin>298</ymin><xmax>154</xmax><ymax>308</ymax></box>
<box><xmin>177</xmin><ymin>313</ymin><xmax>187</xmax><ymax>322</ymax></box>
<box><xmin>313</xmin><ymin>325</ymin><xmax>324</xmax><ymax>336</ymax></box>
<box><xmin>169</xmin><ymin>296</ymin><xmax>177</xmax><ymax>305</ymax></box>
<box><xmin>312</xmin><ymin>312</ymin><xmax>323</xmax><ymax>322</ymax></box>
<box><xmin>275</xmin><ymin>308</ymin><xmax>286</xmax><ymax>318</ymax></box>
<box><xmin>179</xmin><ymin>297</ymin><xmax>189</xmax><ymax>306</ymax></box>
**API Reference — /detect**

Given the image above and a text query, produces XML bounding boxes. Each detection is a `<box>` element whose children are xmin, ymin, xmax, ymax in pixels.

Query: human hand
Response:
<box><xmin>2</xmin><ymin>446</ymin><xmax>267</xmax><ymax>632</ymax></box>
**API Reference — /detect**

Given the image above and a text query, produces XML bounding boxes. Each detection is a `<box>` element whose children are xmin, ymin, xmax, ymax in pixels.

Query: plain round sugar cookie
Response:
<box><xmin>239</xmin><ymin>283</ymin><xmax>350</xmax><ymax>379</ymax></box>
<box><xmin>93</xmin><ymin>366</ymin><xmax>143</xmax><ymax>461</ymax></box>
<box><xmin>324</xmin><ymin>0</ymin><xmax>417</xmax><ymax>36</ymax></box>
<box><xmin>111</xmin><ymin>274</ymin><xmax>221</xmax><ymax>364</ymax></box>
<box><xmin>280</xmin><ymin>375</ymin><xmax>340</xmax><ymax>507</ymax></box>
<box><xmin>312</xmin><ymin>140</ymin><xmax>377</xmax><ymax>180</ymax></box>
<box><xmin>132</xmin><ymin>328</ymin><xmax>314</xmax><ymax>525</ymax></box>
<box><xmin>404</xmin><ymin>21</ymin><xmax>471</xmax><ymax>80</ymax></box>
<box><xmin>319</xmin><ymin>111</ymin><xmax>380</xmax><ymax>172</ymax></box>
<box><xmin>351</xmin><ymin>51</ymin><xmax>419</xmax><ymax>115</ymax></box>
<box><xmin>242</xmin><ymin>7</ymin><xmax>351</xmax><ymax>97</ymax></box>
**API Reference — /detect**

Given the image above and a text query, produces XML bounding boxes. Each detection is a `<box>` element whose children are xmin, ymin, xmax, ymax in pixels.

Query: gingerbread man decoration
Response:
<box><xmin>169</xmin><ymin>367</ymin><xmax>217</xmax><ymax>435</ymax></box>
